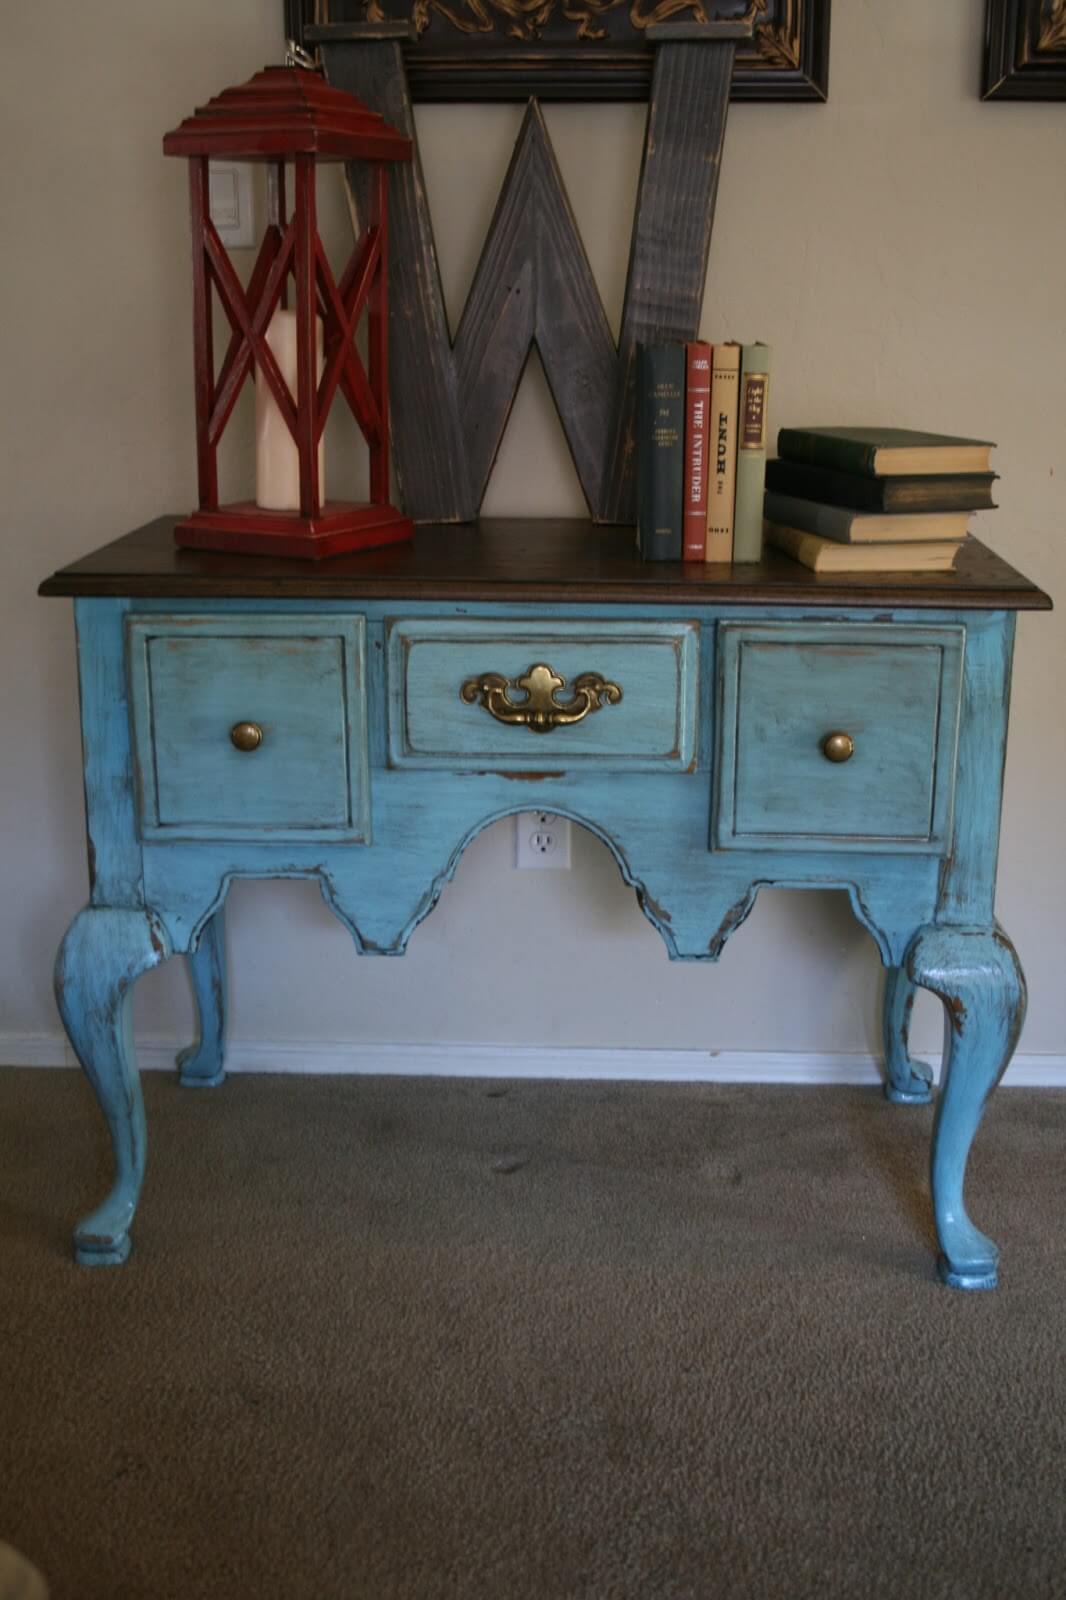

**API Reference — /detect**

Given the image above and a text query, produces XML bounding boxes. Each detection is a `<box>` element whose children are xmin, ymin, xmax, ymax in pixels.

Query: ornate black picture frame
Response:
<box><xmin>983</xmin><ymin>0</ymin><xmax>1066</xmax><ymax>98</ymax></box>
<box><xmin>285</xmin><ymin>0</ymin><xmax>830</xmax><ymax>102</ymax></box>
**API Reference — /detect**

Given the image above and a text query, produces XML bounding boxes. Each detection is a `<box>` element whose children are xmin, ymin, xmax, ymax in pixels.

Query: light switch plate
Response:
<box><xmin>208</xmin><ymin>161</ymin><xmax>255</xmax><ymax>248</ymax></box>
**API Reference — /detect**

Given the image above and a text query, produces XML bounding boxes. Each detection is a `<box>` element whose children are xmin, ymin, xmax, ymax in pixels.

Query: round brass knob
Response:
<box><xmin>230</xmin><ymin>721</ymin><xmax>263</xmax><ymax>753</ymax></box>
<box><xmin>822</xmin><ymin>731</ymin><xmax>855</xmax><ymax>764</ymax></box>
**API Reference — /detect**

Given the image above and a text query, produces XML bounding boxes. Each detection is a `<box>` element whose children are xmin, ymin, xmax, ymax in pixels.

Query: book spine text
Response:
<box><xmin>733</xmin><ymin>343</ymin><xmax>771</xmax><ymax>562</ymax></box>
<box><xmin>683</xmin><ymin>343</ymin><xmax>712</xmax><ymax>562</ymax></box>
<box><xmin>705</xmin><ymin>343</ymin><xmax>740</xmax><ymax>561</ymax></box>
<box><xmin>636</xmin><ymin>344</ymin><xmax>685</xmax><ymax>562</ymax></box>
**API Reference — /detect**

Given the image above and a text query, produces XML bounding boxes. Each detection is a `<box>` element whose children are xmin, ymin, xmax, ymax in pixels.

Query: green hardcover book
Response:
<box><xmin>636</xmin><ymin>343</ymin><xmax>685</xmax><ymax>561</ymax></box>
<box><xmin>763</xmin><ymin>491</ymin><xmax>971</xmax><ymax>545</ymax></box>
<box><xmin>732</xmin><ymin>342</ymin><xmax>771</xmax><ymax>562</ymax></box>
<box><xmin>764</xmin><ymin>458</ymin><xmax>998</xmax><ymax>513</ymax></box>
<box><xmin>776</xmin><ymin>426</ymin><xmax>995</xmax><ymax>478</ymax></box>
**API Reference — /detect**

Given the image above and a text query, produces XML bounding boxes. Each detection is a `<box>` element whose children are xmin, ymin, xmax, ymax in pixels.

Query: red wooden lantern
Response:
<box><xmin>163</xmin><ymin>64</ymin><xmax>413</xmax><ymax>560</ymax></box>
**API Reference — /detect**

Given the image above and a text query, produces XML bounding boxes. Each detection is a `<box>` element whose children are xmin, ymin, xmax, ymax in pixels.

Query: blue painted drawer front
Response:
<box><xmin>127</xmin><ymin>614</ymin><xmax>370</xmax><ymax>842</ymax></box>
<box><xmin>388</xmin><ymin>618</ymin><xmax>699</xmax><ymax>771</ymax></box>
<box><xmin>714</xmin><ymin>623</ymin><xmax>965</xmax><ymax>853</ymax></box>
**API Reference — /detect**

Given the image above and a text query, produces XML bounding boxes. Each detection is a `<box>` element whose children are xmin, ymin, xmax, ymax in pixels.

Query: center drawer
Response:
<box><xmin>387</xmin><ymin>619</ymin><xmax>699</xmax><ymax>771</ymax></box>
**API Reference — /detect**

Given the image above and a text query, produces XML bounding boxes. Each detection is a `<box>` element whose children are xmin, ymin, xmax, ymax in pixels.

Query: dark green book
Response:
<box><xmin>637</xmin><ymin>343</ymin><xmax>685</xmax><ymax>561</ymax></box>
<box><xmin>765</xmin><ymin>457</ymin><xmax>998</xmax><ymax>513</ymax></box>
<box><xmin>776</xmin><ymin>426</ymin><xmax>995</xmax><ymax>479</ymax></box>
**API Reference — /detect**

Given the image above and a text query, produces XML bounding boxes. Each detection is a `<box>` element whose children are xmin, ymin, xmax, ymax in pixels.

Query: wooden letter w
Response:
<box><xmin>323</xmin><ymin>28</ymin><xmax>742</xmax><ymax>525</ymax></box>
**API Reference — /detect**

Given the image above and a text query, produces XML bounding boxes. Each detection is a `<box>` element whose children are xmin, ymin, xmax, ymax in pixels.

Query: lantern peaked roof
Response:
<box><xmin>162</xmin><ymin>66</ymin><xmax>412</xmax><ymax>163</ymax></box>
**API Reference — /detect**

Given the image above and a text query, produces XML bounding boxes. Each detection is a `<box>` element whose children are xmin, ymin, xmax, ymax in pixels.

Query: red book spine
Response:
<box><xmin>683</xmin><ymin>342</ymin><xmax>713</xmax><ymax>561</ymax></box>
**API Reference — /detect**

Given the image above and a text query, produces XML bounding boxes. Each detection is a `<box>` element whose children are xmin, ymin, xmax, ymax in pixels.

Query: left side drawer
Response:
<box><xmin>126</xmin><ymin>614</ymin><xmax>369</xmax><ymax>842</ymax></box>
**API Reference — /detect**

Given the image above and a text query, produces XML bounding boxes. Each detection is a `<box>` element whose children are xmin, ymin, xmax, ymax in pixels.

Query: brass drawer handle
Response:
<box><xmin>822</xmin><ymin>731</ymin><xmax>855</xmax><ymax>763</ymax></box>
<box><xmin>460</xmin><ymin>662</ymin><xmax>623</xmax><ymax>734</ymax></box>
<box><xmin>230</xmin><ymin>721</ymin><xmax>264</xmax><ymax>753</ymax></box>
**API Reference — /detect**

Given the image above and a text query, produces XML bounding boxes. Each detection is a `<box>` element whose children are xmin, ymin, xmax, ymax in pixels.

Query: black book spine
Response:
<box><xmin>637</xmin><ymin>343</ymin><xmax>685</xmax><ymax>561</ymax></box>
<box><xmin>766</xmin><ymin>458</ymin><xmax>888</xmax><ymax>510</ymax></box>
<box><xmin>879</xmin><ymin>475</ymin><xmax>997</xmax><ymax>512</ymax></box>
<box><xmin>765</xmin><ymin>458</ymin><xmax>998</xmax><ymax>514</ymax></box>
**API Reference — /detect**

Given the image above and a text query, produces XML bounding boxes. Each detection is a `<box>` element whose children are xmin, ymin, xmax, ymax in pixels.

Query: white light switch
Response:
<box><xmin>208</xmin><ymin>161</ymin><xmax>255</xmax><ymax>248</ymax></box>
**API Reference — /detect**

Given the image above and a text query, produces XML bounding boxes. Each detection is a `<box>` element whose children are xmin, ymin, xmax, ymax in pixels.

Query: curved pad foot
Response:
<box><xmin>938</xmin><ymin>1255</ymin><xmax>997</xmax><ymax>1292</ymax></box>
<box><xmin>176</xmin><ymin>1053</ymin><xmax>226</xmax><ymax>1090</ymax></box>
<box><xmin>907</xmin><ymin>923</ymin><xmax>1025</xmax><ymax>1291</ymax></box>
<box><xmin>884</xmin><ymin>1075</ymin><xmax>933</xmax><ymax>1107</ymax></box>
<box><xmin>74</xmin><ymin>1230</ymin><xmax>132</xmax><ymax>1268</ymax></box>
<box><xmin>72</xmin><ymin>1193</ymin><xmax>136</xmax><ymax>1265</ymax></box>
<box><xmin>933</xmin><ymin>1211</ymin><xmax>1000</xmax><ymax>1291</ymax></box>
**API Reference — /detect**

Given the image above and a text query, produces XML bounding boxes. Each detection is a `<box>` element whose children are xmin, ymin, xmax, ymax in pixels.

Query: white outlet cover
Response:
<box><xmin>209</xmin><ymin>161</ymin><xmax>255</xmax><ymax>248</ymax></box>
<box><xmin>515</xmin><ymin>811</ymin><xmax>571</xmax><ymax>870</ymax></box>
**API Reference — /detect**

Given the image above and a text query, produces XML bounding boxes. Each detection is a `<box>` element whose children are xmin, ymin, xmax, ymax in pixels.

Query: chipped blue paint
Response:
<box><xmin>387</xmin><ymin>617</ymin><xmax>699</xmax><ymax>770</ymax></box>
<box><xmin>908</xmin><ymin>924</ymin><xmax>1026</xmax><ymax>1289</ymax></box>
<box><xmin>127</xmin><ymin>613</ymin><xmax>370</xmax><ymax>843</ymax></box>
<box><xmin>714</xmin><ymin>622</ymin><xmax>964</xmax><ymax>853</ymax></box>
<box><xmin>882</xmin><ymin>966</ymin><xmax>934</xmax><ymax>1105</ymax></box>
<box><xmin>176</xmin><ymin>908</ymin><xmax>227</xmax><ymax>1088</ymax></box>
<box><xmin>55</xmin><ymin>594</ymin><xmax>1027</xmax><ymax>1284</ymax></box>
<box><xmin>55</xmin><ymin>906</ymin><xmax>170</xmax><ymax>1265</ymax></box>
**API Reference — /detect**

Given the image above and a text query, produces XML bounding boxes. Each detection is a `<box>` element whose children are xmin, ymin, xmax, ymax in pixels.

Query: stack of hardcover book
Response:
<box><xmin>636</xmin><ymin>340</ymin><xmax>771</xmax><ymax>563</ymax></box>
<box><xmin>763</xmin><ymin>427</ymin><xmax>997</xmax><ymax>573</ymax></box>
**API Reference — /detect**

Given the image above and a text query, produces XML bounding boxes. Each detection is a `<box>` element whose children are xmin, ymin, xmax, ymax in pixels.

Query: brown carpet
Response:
<box><xmin>0</xmin><ymin>1068</ymin><xmax>1064</xmax><ymax>1600</ymax></box>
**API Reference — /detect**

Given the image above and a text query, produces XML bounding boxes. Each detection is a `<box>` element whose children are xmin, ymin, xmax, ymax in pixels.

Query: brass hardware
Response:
<box><xmin>822</xmin><ymin>731</ymin><xmax>855</xmax><ymax>764</ymax></box>
<box><xmin>460</xmin><ymin>662</ymin><xmax>622</xmax><ymax>734</ymax></box>
<box><xmin>230</xmin><ymin>721</ymin><xmax>263</xmax><ymax>753</ymax></box>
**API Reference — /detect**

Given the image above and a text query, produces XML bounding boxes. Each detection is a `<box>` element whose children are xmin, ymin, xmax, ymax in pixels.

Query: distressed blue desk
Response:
<box><xmin>40</xmin><ymin>518</ymin><xmax>1051</xmax><ymax>1286</ymax></box>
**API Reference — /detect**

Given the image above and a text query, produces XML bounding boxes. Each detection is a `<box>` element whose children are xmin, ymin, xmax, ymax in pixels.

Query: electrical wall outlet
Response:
<box><xmin>514</xmin><ymin>812</ymin><xmax>571</xmax><ymax>870</ymax></box>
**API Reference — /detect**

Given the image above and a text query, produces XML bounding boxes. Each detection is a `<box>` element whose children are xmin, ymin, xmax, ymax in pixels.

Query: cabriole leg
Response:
<box><xmin>177</xmin><ymin>908</ymin><xmax>227</xmax><ymax>1088</ymax></box>
<box><xmin>55</xmin><ymin>907</ymin><xmax>170</xmax><ymax>1266</ymax></box>
<box><xmin>882</xmin><ymin>965</ymin><xmax>933</xmax><ymax>1105</ymax></box>
<box><xmin>907</xmin><ymin>924</ymin><xmax>1026</xmax><ymax>1290</ymax></box>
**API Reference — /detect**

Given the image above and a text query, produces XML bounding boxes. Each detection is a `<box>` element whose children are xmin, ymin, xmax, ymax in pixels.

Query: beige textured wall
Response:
<box><xmin>2</xmin><ymin>1</ymin><xmax>1062</xmax><ymax>1060</ymax></box>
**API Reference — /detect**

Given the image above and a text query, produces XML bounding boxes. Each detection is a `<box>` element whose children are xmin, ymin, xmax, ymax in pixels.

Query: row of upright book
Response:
<box><xmin>762</xmin><ymin>427</ymin><xmax>997</xmax><ymax>572</ymax></box>
<box><xmin>636</xmin><ymin>340</ymin><xmax>771</xmax><ymax>563</ymax></box>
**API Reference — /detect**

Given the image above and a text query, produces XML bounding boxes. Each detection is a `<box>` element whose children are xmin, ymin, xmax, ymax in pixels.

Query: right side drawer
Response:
<box><xmin>713</xmin><ymin>622</ymin><xmax>965</xmax><ymax>854</ymax></box>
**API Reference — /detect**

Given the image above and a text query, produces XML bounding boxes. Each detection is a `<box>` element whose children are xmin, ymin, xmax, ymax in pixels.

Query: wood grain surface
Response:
<box><xmin>40</xmin><ymin>520</ymin><xmax>1052</xmax><ymax>609</ymax></box>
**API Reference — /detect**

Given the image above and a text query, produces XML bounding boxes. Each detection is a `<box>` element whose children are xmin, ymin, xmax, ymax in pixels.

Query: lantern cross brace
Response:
<box><xmin>198</xmin><ymin>211</ymin><xmax>384</xmax><ymax>458</ymax></box>
<box><xmin>209</xmin><ymin>219</ymin><xmax>295</xmax><ymax>447</ymax></box>
<box><xmin>204</xmin><ymin>217</ymin><xmax>298</xmax><ymax>440</ymax></box>
<box><xmin>314</xmin><ymin>229</ymin><xmax>382</xmax><ymax>447</ymax></box>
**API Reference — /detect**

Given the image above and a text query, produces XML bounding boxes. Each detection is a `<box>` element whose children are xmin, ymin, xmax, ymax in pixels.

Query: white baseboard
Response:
<box><xmin>4</xmin><ymin>1034</ymin><xmax>1065</xmax><ymax>1087</ymax></box>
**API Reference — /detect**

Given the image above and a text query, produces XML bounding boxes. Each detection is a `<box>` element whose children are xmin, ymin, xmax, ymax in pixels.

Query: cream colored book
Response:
<box><xmin>705</xmin><ymin>342</ymin><xmax>740</xmax><ymax>561</ymax></box>
<box><xmin>766</xmin><ymin>521</ymin><xmax>964</xmax><ymax>573</ymax></box>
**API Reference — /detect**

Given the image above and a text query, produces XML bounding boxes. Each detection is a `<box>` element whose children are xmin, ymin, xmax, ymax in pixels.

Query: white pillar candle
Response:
<box><xmin>255</xmin><ymin>307</ymin><xmax>325</xmax><ymax>512</ymax></box>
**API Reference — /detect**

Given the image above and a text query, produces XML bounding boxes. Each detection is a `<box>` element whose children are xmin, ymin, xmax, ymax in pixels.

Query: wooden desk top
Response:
<box><xmin>39</xmin><ymin>517</ymin><xmax>1052</xmax><ymax>610</ymax></box>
